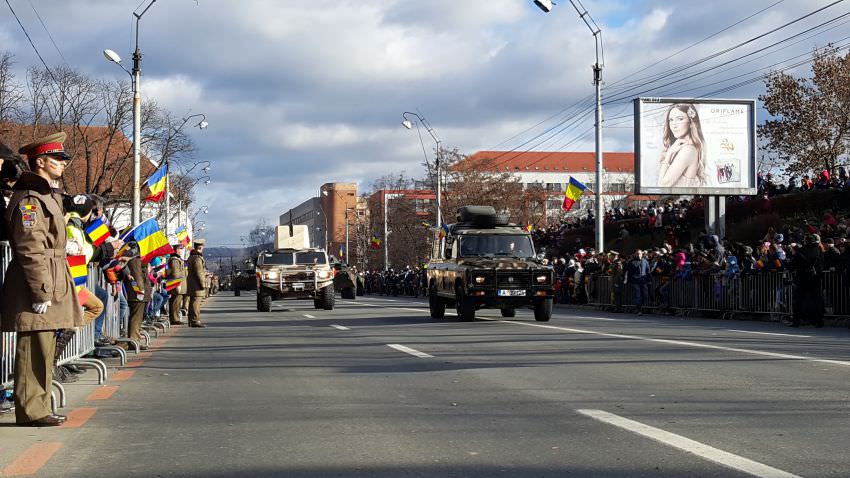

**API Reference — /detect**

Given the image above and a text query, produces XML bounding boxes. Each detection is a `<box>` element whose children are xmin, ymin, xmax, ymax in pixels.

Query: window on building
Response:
<box><xmin>546</xmin><ymin>183</ymin><xmax>563</xmax><ymax>192</ymax></box>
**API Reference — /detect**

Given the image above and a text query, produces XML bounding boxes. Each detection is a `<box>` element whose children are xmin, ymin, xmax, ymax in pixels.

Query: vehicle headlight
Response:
<box><xmin>536</xmin><ymin>274</ymin><xmax>548</xmax><ymax>284</ymax></box>
<box><xmin>264</xmin><ymin>271</ymin><xmax>279</xmax><ymax>280</ymax></box>
<box><xmin>316</xmin><ymin>270</ymin><xmax>331</xmax><ymax>280</ymax></box>
<box><xmin>474</xmin><ymin>275</ymin><xmax>486</xmax><ymax>284</ymax></box>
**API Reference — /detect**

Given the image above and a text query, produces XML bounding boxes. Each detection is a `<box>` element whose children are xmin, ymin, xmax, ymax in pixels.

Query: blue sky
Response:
<box><xmin>1</xmin><ymin>0</ymin><xmax>845</xmax><ymax>246</ymax></box>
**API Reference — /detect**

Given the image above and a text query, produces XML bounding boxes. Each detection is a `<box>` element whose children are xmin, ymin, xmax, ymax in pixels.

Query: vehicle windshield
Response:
<box><xmin>457</xmin><ymin>235</ymin><xmax>535</xmax><ymax>258</ymax></box>
<box><xmin>296</xmin><ymin>252</ymin><xmax>327</xmax><ymax>265</ymax></box>
<box><xmin>261</xmin><ymin>252</ymin><xmax>294</xmax><ymax>266</ymax></box>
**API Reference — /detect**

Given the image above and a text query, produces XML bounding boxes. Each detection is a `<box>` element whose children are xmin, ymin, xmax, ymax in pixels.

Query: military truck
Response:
<box><xmin>255</xmin><ymin>226</ymin><xmax>335</xmax><ymax>312</ymax></box>
<box><xmin>426</xmin><ymin>206</ymin><xmax>554</xmax><ymax>322</ymax></box>
<box><xmin>255</xmin><ymin>248</ymin><xmax>335</xmax><ymax>311</ymax></box>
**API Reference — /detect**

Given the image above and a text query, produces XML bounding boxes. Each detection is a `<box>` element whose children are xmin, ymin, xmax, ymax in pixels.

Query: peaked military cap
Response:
<box><xmin>18</xmin><ymin>132</ymin><xmax>71</xmax><ymax>160</ymax></box>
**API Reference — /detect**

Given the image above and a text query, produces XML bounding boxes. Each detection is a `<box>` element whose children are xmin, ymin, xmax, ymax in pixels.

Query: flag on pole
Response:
<box><xmin>562</xmin><ymin>177</ymin><xmax>587</xmax><ymax>212</ymax></box>
<box><xmin>176</xmin><ymin>226</ymin><xmax>190</xmax><ymax>247</ymax></box>
<box><xmin>145</xmin><ymin>165</ymin><xmax>168</xmax><ymax>202</ymax></box>
<box><xmin>67</xmin><ymin>255</ymin><xmax>88</xmax><ymax>287</ymax></box>
<box><xmin>438</xmin><ymin>223</ymin><xmax>449</xmax><ymax>239</ymax></box>
<box><xmin>526</xmin><ymin>224</ymin><xmax>533</xmax><ymax>232</ymax></box>
<box><xmin>370</xmin><ymin>236</ymin><xmax>382</xmax><ymax>249</ymax></box>
<box><xmin>164</xmin><ymin>278</ymin><xmax>183</xmax><ymax>292</ymax></box>
<box><xmin>121</xmin><ymin>218</ymin><xmax>174</xmax><ymax>263</ymax></box>
<box><xmin>85</xmin><ymin>216</ymin><xmax>111</xmax><ymax>246</ymax></box>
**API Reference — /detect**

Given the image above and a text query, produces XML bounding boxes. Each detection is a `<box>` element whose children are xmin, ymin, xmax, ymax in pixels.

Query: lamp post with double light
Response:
<box><xmin>401</xmin><ymin>112</ymin><xmax>442</xmax><ymax>233</ymax></box>
<box><xmin>534</xmin><ymin>0</ymin><xmax>606</xmax><ymax>252</ymax></box>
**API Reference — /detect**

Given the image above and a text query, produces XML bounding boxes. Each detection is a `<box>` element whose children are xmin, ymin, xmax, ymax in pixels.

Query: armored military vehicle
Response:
<box><xmin>426</xmin><ymin>206</ymin><xmax>554</xmax><ymax>322</ymax></box>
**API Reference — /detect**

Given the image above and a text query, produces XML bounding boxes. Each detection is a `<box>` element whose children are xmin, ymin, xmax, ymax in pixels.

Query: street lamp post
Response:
<box><xmin>535</xmin><ymin>0</ymin><xmax>605</xmax><ymax>252</ymax></box>
<box><xmin>164</xmin><ymin>114</ymin><xmax>207</xmax><ymax>237</ymax></box>
<box><xmin>103</xmin><ymin>0</ymin><xmax>158</xmax><ymax>227</ymax></box>
<box><xmin>344</xmin><ymin>207</ymin><xmax>354</xmax><ymax>264</ymax></box>
<box><xmin>401</xmin><ymin>112</ymin><xmax>442</xmax><ymax>235</ymax></box>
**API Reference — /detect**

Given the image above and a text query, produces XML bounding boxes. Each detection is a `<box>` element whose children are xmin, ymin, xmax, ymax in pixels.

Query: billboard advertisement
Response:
<box><xmin>634</xmin><ymin>98</ymin><xmax>757</xmax><ymax>196</ymax></box>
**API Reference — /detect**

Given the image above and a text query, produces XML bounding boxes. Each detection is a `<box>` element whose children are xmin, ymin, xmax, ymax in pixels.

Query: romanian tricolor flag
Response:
<box><xmin>122</xmin><ymin>218</ymin><xmax>174</xmax><ymax>263</ymax></box>
<box><xmin>438</xmin><ymin>223</ymin><xmax>449</xmax><ymax>239</ymax></box>
<box><xmin>145</xmin><ymin>165</ymin><xmax>168</xmax><ymax>202</ymax></box>
<box><xmin>562</xmin><ymin>177</ymin><xmax>587</xmax><ymax>212</ymax></box>
<box><xmin>176</xmin><ymin>226</ymin><xmax>190</xmax><ymax>247</ymax></box>
<box><xmin>67</xmin><ymin>254</ymin><xmax>90</xmax><ymax>302</ymax></box>
<box><xmin>164</xmin><ymin>278</ymin><xmax>183</xmax><ymax>292</ymax></box>
<box><xmin>370</xmin><ymin>236</ymin><xmax>382</xmax><ymax>249</ymax></box>
<box><xmin>526</xmin><ymin>224</ymin><xmax>533</xmax><ymax>232</ymax></box>
<box><xmin>85</xmin><ymin>216</ymin><xmax>110</xmax><ymax>247</ymax></box>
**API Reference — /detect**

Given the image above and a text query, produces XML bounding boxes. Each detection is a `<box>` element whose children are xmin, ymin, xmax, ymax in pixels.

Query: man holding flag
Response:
<box><xmin>166</xmin><ymin>243</ymin><xmax>187</xmax><ymax>325</ymax></box>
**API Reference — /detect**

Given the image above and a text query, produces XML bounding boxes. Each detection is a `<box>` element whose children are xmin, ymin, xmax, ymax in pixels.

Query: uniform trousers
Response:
<box><xmin>189</xmin><ymin>296</ymin><xmax>203</xmax><ymax>325</ymax></box>
<box><xmin>168</xmin><ymin>293</ymin><xmax>185</xmax><ymax>323</ymax></box>
<box><xmin>14</xmin><ymin>330</ymin><xmax>56</xmax><ymax>423</ymax></box>
<box><xmin>128</xmin><ymin>301</ymin><xmax>146</xmax><ymax>341</ymax></box>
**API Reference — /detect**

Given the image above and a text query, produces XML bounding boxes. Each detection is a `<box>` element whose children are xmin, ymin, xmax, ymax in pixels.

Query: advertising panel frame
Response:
<box><xmin>634</xmin><ymin>97</ymin><xmax>757</xmax><ymax>196</ymax></box>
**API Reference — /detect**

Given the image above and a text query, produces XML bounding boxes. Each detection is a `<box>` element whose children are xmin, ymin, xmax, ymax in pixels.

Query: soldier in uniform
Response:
<box><xmin>1</xmin><ymin>132</ymin><xmax>84</xmax><ymax>426</ymax></box>
<box><xmin>187</xmin><ymin>239</ymin><xmax>207</xmax><ymax>327</ymax></box>
<box><xmin>166</xmin><ymin>243</ymin><xmax>187</xmax><ymax>325</ymax></box>
<box><xmin>121</xmin><ymin>242</ymin><xmax>149</xmax><ymax>349</ymax></box>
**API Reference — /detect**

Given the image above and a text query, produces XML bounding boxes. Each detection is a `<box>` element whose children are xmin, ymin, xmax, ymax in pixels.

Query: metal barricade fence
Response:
<box><xmin>823</xmin><ymin>270</ymin><xmax>850</xmax><ymax>320</ymax></box>
<box><xmin>1</xmin><ymin>241</ymin><xmax>13</xmax><ymax>390</ymax></box>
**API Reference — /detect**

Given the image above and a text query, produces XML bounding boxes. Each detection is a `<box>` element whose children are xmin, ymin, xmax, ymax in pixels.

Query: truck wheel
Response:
<box><xmin>257</xmin><ymin>293</ymin><xmax>272</xmax><ymax>312</ymax></box>
<box><xmin>429</xmin><ymin>286</ymin><xmax>445</xmax><ymax>319</ymax></box>
<box><xmin>500</xmin><ymin>308</ymin><xmax>516</xmax><ymax>318</ymax></box>
<box><xmin>341</xmin><ymin>287</ymin><xmax>355</xmax><ymax>300</ymax></box>
<box><xmin>534</xmin><ymin>298</ymin><xmax>553</xmax><ymax>322</ymax></box>
<box><xmin>321</xmin><ymin>284</ymin><xmax>335</xmax><ymax>310</ymax></box>
<box><xmin>455</xmin><ymin>288</ymin><xmax>475</xmax><ymax>322</ymax></box>
<box><xmin>314</xmin><ymin>299</ymin><xmax>322</xmax><ymax>309</ymax></box>
<box><xmin>235</xmin><ymin>289</ymin><xmax>241</xmax><ymax>297</ymax></box>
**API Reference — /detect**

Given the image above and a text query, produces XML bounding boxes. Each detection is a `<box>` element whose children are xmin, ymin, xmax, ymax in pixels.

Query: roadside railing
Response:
<box><xmin>580</xmin><ymin>271</ymin><xmax>848</xmax><ymax>323</ymax></box>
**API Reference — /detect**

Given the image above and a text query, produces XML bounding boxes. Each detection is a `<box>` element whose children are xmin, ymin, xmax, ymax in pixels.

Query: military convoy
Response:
<box><xmin>426</xmin><ymin>206</ymin><xmax>555</xmax><ymax>322</ymax></box>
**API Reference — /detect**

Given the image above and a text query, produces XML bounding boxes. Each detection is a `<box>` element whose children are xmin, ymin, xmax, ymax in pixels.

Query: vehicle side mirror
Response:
<box><xmin>536</xmin><ymin>253</ymin><xmax>545</xmax><ymax>262</ymax></box>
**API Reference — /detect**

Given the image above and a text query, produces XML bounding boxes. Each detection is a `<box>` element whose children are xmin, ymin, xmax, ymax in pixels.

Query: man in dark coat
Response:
<box><xmin>186</xmin><ymin>239</ymin><xmax>207</xmax><ymax>327</ymax></box>
<box><xmin>790</xmin><ymin>234</ymin><xmax>825</xmax><ymax>327</ymax></box>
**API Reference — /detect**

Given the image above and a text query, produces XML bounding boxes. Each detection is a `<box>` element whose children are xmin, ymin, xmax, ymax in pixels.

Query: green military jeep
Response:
<box><xmin>426</xmin><ymin>206</ymin><xmax>554</xmax><ymax>322</ymax></box>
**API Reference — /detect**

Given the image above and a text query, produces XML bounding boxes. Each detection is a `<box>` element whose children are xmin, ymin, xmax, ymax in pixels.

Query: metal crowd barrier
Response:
<box><xmin>585</xmin><ymin>271</ymin><xmax>848</xmax><ymax>322</ymax></box>
<box><xmin>1</xmin><ymin>242</ymin><xmax>13</xmax><ymax>391</ymax></box>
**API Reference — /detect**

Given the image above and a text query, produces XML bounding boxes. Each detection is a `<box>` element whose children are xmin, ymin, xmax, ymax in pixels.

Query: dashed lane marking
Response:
<box><xmin>387</xmin><ymin>343</ymin><xmax>434</xmax><ymax>358</ymax></box>
<box><xmin>304</xmin><ymin>314</ymin><xmax>316</xmax><ymax>319</ymax></box>
<box><xmin>2</xmin><ymin>443</ymin><xmax>63</xmax><ymax>476</ymax></box>
<box><xmin>86</xmin><ymin>386</ymin><xmax>119</xmax><ymax>401</ymax></box>
<box><xmin>330</xmin><ymin>324</ymin><xmax>350</xmax><ymax>331</ymax></box>
<box><xmin>111</xmin><ymin>370</ymin><xmax>135</xmax><ymax>381</ymax></box>
<box><xmin>490</xmin><ymin>319</ymin><xmax>850</xmax><ymax>368</ymax></box>
<box><xmin>726</xmin><ymin>330</ymin><xmax>811</xmax><ymax>338</ymax></box>
<box><xmin>60</xmin><ymin>407</ymin><xmax>97</xmax><ymax>429</ymax></box>
<box><xmin>577</xmin><ymin>409</ymin><xmax>802</xmax><ymax>478</ymax></box>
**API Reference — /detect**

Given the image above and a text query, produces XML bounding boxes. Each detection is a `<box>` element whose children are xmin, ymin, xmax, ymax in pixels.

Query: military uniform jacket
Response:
<box><xmin>122</xmin><ymin>256</ymin><xmax>149</xmax><ymax>303</ymax></box>
<box><xmin>167</xmin><ymin>255</ymin><xmax>187</xmax><ymax>295</ymax></box>
<box><xmin>1</xmin><ymin>172</ymin><xmax>84</xmax><ymax>332</ymax></box>
<box><xmin>187</xmin><ymin>251</ymin><xmax>206</xmax><ymax>297</ymax></box>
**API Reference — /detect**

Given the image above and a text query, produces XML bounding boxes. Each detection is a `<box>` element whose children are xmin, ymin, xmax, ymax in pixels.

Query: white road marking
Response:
<box><xmin>330</xmin><ymin>324</ymin><xmax>350</xmax><ymax>331</ymax></box>
<box><xmin>488</xmin><ymin>319</ymin><xmax>850</xmax><ymax>368</ymax></box>
<box><xmin>577</xmin><ymin>409</ymin><xmax>801</xmax><ymax>478</ymax></box>
<box><xmin>726</xmin><ymin>330</ymin><xmax>810</xmax><ymax>338</ymax></box>
<box><xmin>387</xmin><ymin>343</ymin><xmax>434</xmax><ymax>358</ymax></box>
<box><xmin>303</xmin><ymin>314</ymin><xmax>315</xmax><ymax>319</ymax></box>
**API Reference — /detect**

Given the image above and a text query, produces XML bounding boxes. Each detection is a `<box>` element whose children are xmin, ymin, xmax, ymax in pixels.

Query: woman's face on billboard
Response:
<box><xmin>667</xmin><ymin>109</ymin><xmax>690</xmax><ymax>139</ymax></box>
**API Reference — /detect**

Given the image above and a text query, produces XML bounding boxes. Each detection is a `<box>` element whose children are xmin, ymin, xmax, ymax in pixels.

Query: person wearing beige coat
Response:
<box><xmin>166</xmin><ymin>244</ymin><xmax>187</xmax><ymax>325</ymax></box>
<box><xmin>0</xmin><ymin>132</ymin><xmax>83</xmax><ymax>427</ymax></box>
<box><xmin>186</xmin><ymin>239</ymin><xmax>207</xmax><ymax>327</ymax></box>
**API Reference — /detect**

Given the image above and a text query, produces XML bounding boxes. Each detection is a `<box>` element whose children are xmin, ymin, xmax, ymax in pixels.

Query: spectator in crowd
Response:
<box><xmin>121</xmin><ymin>241</ymin><xmax>150</xmax><ymax>350</ymax></box>
<box><xmin>625</xmin><ymin>250</ymin><xmax>650</xmax><ymax>315</ymax></box>
<box><xmin>790</xmin><ymin>234</ymin><xmax>825</xmax><ymax>327</ymax></box>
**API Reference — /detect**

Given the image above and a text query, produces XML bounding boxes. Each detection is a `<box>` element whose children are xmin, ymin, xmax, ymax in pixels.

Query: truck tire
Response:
<box><xmin>534</xmin><ymin>298</ymin><xmax>553</xmax><ymax>322</ymax></box>
<box><xmin>320</xmin><ymin>284</ymin><xmax>335</xmax><ymax>310</ymax></box>
<box><xmin>341</xmin><ymin>287</ymin><xmax>355</xmax><ymax>300</ymax></box>
<box><xmin>429</xmin><ymin>286</ymin><xmax>445</xmax><ymax>319</ymax></box>
<box><xmin>455</xmin><ymin>287</ymin><xmax>475</xmax><ymax>322</ymax></box>
<box><xmin>235</xmin><ymin>289</ymin><xmax>241</xmax><ymax>297</ymax></box>
<box><xmin>500</xmin><ymin>307</ymin><xmax>516</xmax><ymax>318</ymax></box>
<box><xmin>314</xmin><ymin>298</ymin><xmax>322</xmax><ymax>309</ymax></box>
<box><xmin>257</xmin><ymin>293</ymin><xmax>272</xmax><ymax>312</ymax></box>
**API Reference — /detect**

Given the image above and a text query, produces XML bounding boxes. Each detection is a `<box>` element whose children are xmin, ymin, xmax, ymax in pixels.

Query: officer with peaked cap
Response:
<box><xmin>166</xmin><ymin>242</ymin><xmax>187</xmax><ymax>325</ymax></box>
<box><xmin>186</xmin><ymin>238</ymin><xmax>207</xmax><ymax>327</ymax></box>
<box><xmin>1</xmin><ymin>132</ymin><xmax>84</xmax><ymax>426</ymax></box>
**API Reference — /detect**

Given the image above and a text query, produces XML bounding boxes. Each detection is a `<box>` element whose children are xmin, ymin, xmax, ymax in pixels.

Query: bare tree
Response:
<box><xmin>0</xmin><ymin>52</ymin><xmax>24</xmax><ymax>123</ymax></box>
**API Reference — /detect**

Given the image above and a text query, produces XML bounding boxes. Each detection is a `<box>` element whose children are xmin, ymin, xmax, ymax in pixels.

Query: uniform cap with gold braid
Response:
<box><xmin>18</xmin><ymin>132</ymin><xmax>71</xmax><ymax>160</ymax></box>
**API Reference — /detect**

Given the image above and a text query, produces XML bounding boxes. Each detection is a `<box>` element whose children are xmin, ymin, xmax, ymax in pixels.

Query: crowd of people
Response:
<box><xmin>362</xmin><ymin>267</ymin><xmax>427</xmax><ymax>297</ymax></box>
<box><xmin>0</xmin><ymin>132</ymin><xmax>212</xmax><ymax>426</ymax></box>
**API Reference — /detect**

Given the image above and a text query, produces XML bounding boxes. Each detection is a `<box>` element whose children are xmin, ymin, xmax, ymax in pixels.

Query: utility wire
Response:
<box><xmin>4</xmin><ymin>0</ymin><xmax>59</xmax><ymax>84</ymax></box>
<box><xmin>28</xmin><ymin>0</ymin><xmax>67</xmax><ymax>66</ymax></box>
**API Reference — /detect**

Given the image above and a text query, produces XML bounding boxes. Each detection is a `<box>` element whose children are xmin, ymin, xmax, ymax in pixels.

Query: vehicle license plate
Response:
<box><xmin>293</xmin><ymin>283</ymin><xmax>305</xmax><ymax>291</ymax></box>
<box><xmin>498</xmin><ymin>289</ymin><xmax>526</xmax><ymax>297</ymax></box>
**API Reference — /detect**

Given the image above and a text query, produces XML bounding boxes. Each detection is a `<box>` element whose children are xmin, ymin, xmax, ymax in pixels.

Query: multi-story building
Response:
<box><xmin>459</xmin><ymin>151</ymin><xmax>636</xmax><ymax>217</ymax></box>
<box><xmin>278</xmin><ymin>183</ymin><xmax>360</xmax><ymax>255</ymax></box>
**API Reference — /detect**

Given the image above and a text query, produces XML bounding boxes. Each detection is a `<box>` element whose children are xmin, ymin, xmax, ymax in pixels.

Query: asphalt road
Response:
<box><xmin>5</xmin><ymin>292</ymin><xmax>850</xmax><ymax>478</ymax></box>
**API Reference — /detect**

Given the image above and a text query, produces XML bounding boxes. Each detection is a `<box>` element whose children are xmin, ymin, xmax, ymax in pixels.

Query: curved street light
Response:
<box><xmin>102</xmin><ymin>0</ymin><xmax>158</xmax><ymax>227</ymax></box>
<box><xmin>402</xmin><ymin>111</ymin><xmax>442</xmax><ymax>231</ymax></box>
<box><xmin>182</xmin><ymin>160</ymin><xmax>211</xmax><ymax>176</ymax></box>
